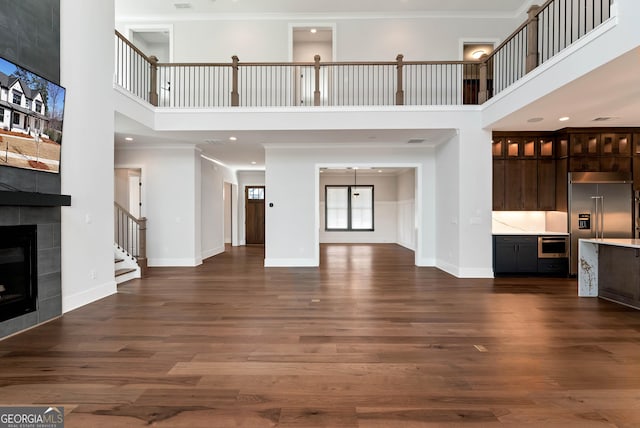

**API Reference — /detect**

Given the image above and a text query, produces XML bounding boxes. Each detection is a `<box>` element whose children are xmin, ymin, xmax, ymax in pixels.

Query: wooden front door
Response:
<box><xmin>245</xmin><ymin>186</ymin><xmax>265</xmax><ymax>245</ymax></box>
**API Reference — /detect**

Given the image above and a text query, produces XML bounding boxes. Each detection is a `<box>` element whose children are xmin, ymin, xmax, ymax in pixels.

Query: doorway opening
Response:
<box><xmin>318</xmin><ymin>166</ymin><xmax>419</xmax><ymax>265</ymax></box>
<box><xmin>128</xmin><ymin>26</ymin><xmax>172</xmax><ymax>62</ymax></box>
<box><xmin>245</xmin><ymin>186</ymin><xmax>265</xmax><ymax>245</ymax></box>
<box><xmin>291</xmin><ymin>24</ymin><xmax>335</xmax><ymax>106</ymax></box>
<box><xmin>114</xmin><ymin>168</ymin><xmax>142</xmax><ymax>218</ymax></box>
<box><xmin>461</xmin><ymin>41</ymin><xmax>496</xmax><ymax>104</ymax></box>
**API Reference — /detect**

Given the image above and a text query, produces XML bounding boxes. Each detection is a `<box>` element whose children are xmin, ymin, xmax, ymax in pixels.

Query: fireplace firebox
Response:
<box><xmin>0</xmin><ymin>225</ymin><xmax>37</xmax><ymax>322</ymax></box>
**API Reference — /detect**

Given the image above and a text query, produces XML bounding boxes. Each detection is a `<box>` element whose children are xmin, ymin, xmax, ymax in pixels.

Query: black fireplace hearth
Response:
<box><xmin>0</xmin><ymin>225</ymin><xmax>37</xmax><ymax>322</ymax></box>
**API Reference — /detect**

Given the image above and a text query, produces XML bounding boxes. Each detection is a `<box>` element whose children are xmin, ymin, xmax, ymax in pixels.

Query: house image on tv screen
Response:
<box><xmin>0</xmin><ymin>57</ymin><xmax>65</xmax><ymax>173</ymax></box>
<box><xmin>0</xmin><ymin>73</ymin><xmax>49</xmax><ymax>135</ymax></box>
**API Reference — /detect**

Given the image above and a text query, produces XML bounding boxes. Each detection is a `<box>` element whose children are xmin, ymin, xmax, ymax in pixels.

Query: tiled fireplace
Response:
<box><xmin>0</xmin><ymin>168</ymin><xmax>65</xmax><ymax>339</ymax></box>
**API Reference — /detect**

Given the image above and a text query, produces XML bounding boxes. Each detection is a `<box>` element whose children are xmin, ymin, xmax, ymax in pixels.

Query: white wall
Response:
<box><xmin>115</xmin><ymin>147</ymin><xmax>203</xmax><ymax>266</ymax></box>
<box><xmin>201</xmin><ymin>157</ymin><xmax>236</xmax><ymax>259</ymax></box>
<box><xmin>396</xmin><ymin>168</ymin><xmax>416</xmax><ymax>250</ymax></box>
<box><xmin>60</xmin><ymin>0</ymin><xmax>116</xmax><ymax>313</ymax></box>
<box><xmin>293</xmin><ymin>41</ymin><xmax>333</xmax><ymax>62</ymax></box>
<box><xmin>319</xmin><ymin>172</ymin><xmax>397</xmax><ymax>244</ymax></box>
<box><xmin>264</xmin><ymin>146</ymin><xmax>435</xmax><ymax>267</ymax></box>
<box><xmin>224</xmin><ymin>182</ymin><xmax>233</xmax><ymax>244</ymax></box>
<box><xmin>116</xmin><ymin>16</ymin><xmax>523</xmax><ymax>63</ymax></box>
<box><xmin>236</xmin><ymin>170</ymin><xmax>266</xmax><ymax>246</ymax></box>
<box><xmin>435</xmin><ymin>134</ymin><xmax>460</xmax><ymax>275</ymax></box>
<box><xmin>435</xmin><ymin>125</ymin><xmax>493</xmax><ymax>278</ymax></box>
<box><xmin>114</xmin><ymin>169</ymin><xmax>129</xmax><ymax>208</ymax></box>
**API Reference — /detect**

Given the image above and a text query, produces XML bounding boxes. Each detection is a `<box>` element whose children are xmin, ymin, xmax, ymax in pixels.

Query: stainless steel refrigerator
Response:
<box><xmin>568</xmin><ymin>172</ymin><xmax>634</xmax><ymax>275</ymax></box>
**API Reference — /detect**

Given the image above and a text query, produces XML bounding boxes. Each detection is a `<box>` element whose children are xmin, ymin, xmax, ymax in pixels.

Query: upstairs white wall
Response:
<box><xmin>117</xmin><ymin>15</ymin><xmax>523</xmax><ymax>62</ymax></box>
<box><xmin>60</xmin><ymin>0</ymin><xmax>116</xmax><ymax>313</ymax></box>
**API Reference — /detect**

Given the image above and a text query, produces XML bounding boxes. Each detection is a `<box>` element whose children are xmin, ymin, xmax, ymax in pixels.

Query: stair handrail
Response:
<box><xmin>114</xmin><ymin>202</ymin><xmax>147</xmax><ymax>276</ymax></box>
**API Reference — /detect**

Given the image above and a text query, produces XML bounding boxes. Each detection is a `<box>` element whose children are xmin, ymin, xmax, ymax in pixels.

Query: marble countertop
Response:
<box><xmin>579</xmin><ymin>238</ymin><xmax>640</xmax><ymax>249</ymax></box>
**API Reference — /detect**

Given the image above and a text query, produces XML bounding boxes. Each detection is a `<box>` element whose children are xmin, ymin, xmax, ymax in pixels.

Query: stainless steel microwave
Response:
<box><xmin>538</xmin><ymin>235</ymin><xmax>569</xmax><ymax>258</ymax></box>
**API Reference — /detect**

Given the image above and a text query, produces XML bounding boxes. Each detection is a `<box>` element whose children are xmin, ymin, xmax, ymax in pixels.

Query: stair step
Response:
<box><xmin>115</xmin><ymin>258</ymin><xmax>124</xmax><ymax>263</ymax></box>
<box><xmin>115</xmin><ymin>268</ymin><xmax>137</xmax><ymax>277</ymax></box>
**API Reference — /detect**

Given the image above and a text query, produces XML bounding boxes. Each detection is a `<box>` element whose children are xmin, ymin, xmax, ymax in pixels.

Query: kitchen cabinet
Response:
<box><xmin>492</xmin><ymin>129</ymin><xmax>638</xmax><ymax>211</ymax></box>
<box><xmin>537</xmin><ymin>159</ymin><xmax>556</xmax><ymax>210</ymax></box>
<box><xmin>555</xmin><ymin>158</ymin><xmax>568</xmax><ymax>212</ymax></box>
<box><xmin>493</xmin><ymin>235</ymin><xmax>538</xmax><ymax>274</ymax></box>
<box><xmin>538</xmin><ymin>258</ymin><xmax>568</xmax><ymax>275</ymax></box>
<box><xmin>504</xmin><ymin>160</ymin><xmax>537</xmax><ymax>210</ymax></box>
<box><xmin>634</xmin><ymin>156</ymin><xmax>640</xmax><ymax>191</ymax></box>
<box><xmin>493</xmin><ymin>159</ymin><xmax>505</xmax><ymax>211</ymax></box>
<box><xmin>598</xmin><ymin>244</ymin><xmax>640</xmax><ymax>309</ymax></box>
<box><xmin>601</xmin><ymin>133</ymin><xmax>630</xmax><ymax>155</ymax></box>
<box><xmin>599</xmin><ymin>156</ymin><xmax>631</xmax><ymax>174</ymax></box>
<box><xmin>570</xmin><ymin>133</ymin><xmax>600</xmax><ymax>156</ymax></box>
<box><xmin>568</xmin><ymin>132</ymin><xmax>633</xmax><ymax>172</ymax></box>
<box><xmin>498</xmin><ymin>136</ymin><xmax>537</xmax><ymax>159</ymax></box>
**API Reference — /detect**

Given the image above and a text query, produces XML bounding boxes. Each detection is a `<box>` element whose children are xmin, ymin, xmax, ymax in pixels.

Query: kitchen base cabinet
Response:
<box><xmin>493</xmin><ymin>235</ymin><xmax>538</xmax><ymax>275</ymax></box>
<box><xmin>537</xmin><ymin>258</ymin><xmax>568</xmax><ymax>276</ymax></box>
<box><xmin>598</xmin><ymin>245</ymin><xmax>640</xmax><ymax>308</ymax></box>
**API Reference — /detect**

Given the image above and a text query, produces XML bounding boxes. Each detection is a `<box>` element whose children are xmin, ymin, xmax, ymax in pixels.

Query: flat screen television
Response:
<box><xmin>0</xmin><ymin>56</ymin><xmax>65</xmax><ymax>174</ymax></box>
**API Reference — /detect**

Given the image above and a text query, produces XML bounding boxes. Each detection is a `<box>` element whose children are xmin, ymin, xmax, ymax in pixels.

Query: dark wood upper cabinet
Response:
<box><xmin>537</xmin><ymin>159</ymin><xmax>556</xmax><ymax>210</ymax></box>
<box><xmin>570</xmin><ymin>133</ymin><xmax>600</xmax><ymax>156</ymax></box>
<box><xmin>493</xmin><ymin>159</ymin><xmax>505</xmax><ymax>211</ymax></box>
<box><xmin>538</xmin><ymin>138</ymin><xmax>554</xmax><ymax>158</ymax></box>
<box><xmin>504</xmin><ymin>159</ymin><xmax>537</xmax><ymax>210</ymax></box>
<box><xmin>492</xmin><ymin>138</ymin><xmax>505</xmax><ymax>158</ymax></box>
<box><xmin>601</xmin><ymin>133</ymin><xmax>630</xmax><ymax>155</ymax></box>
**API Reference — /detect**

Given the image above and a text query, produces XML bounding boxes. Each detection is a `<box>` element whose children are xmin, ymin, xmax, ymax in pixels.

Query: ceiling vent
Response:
<box><xmin>592</xmin><ymin>117</ymin><xmax>614</xmax><ymax>122</ymax></box>
<box><xmin>204</xmin><ymin>139</ymin><xmax>224</xmax><ymax>144</ymax></box>
<box><xmin>407</xmin><ymin>138</ymin><xmax>425</xmax><ymax>144</ymax></box>
<box><xmin>174</xmin><ymin>3</ymin><xmax>193</xmax><ymax>9</ymax></box>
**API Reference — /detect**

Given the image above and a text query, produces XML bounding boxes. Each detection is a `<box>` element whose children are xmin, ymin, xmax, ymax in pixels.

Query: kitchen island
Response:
<box><xmin>578</xmin><ymin>238</ymin><xmax>640</xmax><ymax>309</ymax></box>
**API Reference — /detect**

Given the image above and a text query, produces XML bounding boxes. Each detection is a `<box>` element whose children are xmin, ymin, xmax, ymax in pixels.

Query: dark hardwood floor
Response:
<box><xmin>1</xmin><ymin>244</ymin><xmax>640</xmax><ymax>427</ymax></box>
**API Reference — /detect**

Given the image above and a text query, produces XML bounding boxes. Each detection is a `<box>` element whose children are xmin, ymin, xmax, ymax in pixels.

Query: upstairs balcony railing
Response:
<box><xmin>114</xmin><ymin>0</ymin><xmax>612</xmax><ymax>109</ymax></box>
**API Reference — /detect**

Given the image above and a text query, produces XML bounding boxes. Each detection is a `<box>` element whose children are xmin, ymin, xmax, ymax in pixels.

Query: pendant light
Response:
<box><xmin>352</xmin><ymin>167</ymin><xmax>360</xmax><ymax>198</ymax></box>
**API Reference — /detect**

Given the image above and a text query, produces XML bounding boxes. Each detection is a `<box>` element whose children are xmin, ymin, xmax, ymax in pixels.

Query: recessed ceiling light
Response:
<box><xmin>229</xmin><ymin>136</ymin><xmax>237</xmax><ymax>141</ymax></box>
<box><xmin>378</xmin><ymin>170</ymin><xmax>383</xmax><ymax>173</ymax></box>
<box><xmin>559</xmin><ymin>116</ymin><xmax>570</xmax><ymax>122</ymax></box>
<box><xmin>251</xmin><ymin>161</ymin><xmax>257</xmax><ymax>165</ymax></box>
<box><xmin>310</xmin><ymin>28</ymin><xmax>317</xmax><ymax>34</ymax></box>
<box><xmin>471</xmin><ymin>50</ymin><xmax>486</xmax><ymax>59</ymax></box>
<box><xmin>125</xmin><ymin>137</ymin><xmax>133</xmax><ymax>141</ymax></box>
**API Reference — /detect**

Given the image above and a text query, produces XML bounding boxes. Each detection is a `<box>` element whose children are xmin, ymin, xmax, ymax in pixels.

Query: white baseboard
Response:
<box><xmin>415</xmin><ymin>257</ymin><xmax>436</xmax><ymax>267</ymax></box>
<box><xmin>457</xmin><ymin>267</ymin><xmax>494</xmax><ymax>278</ymax></box>
<box><xmin>148</xmin><ymin>258</ymin><xmax>202</xmax><ymax>267</ymax></box>
<box><xmin>397</xmin><ymin>240</ymin><xmax>415</xmax><ymax>251</ymax></box>
<box><xmin>264</xmin><ymin>258</ymin><xmax>318</xmax><ymax>267</ymax></box>
<box><xmin>435</xmin><ymin>260</ymin><xmax>494</xmax><ymax>278</ymax></box>
<box><xmin>63</xmin><ymin>280</ymin><xmax>116</xmax><ymax>314</ymax></box>
<box><xmin>202</xmin><ymin>245</ymin><xmax>225</xmax><ymax>260</ymax></box>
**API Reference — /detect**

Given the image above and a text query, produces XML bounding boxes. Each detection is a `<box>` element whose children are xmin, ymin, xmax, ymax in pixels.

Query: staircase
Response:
<box><xmin>114</xmin><ymin>202</ymin><xmax>147</xmax><ymax>284</ymax></box>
